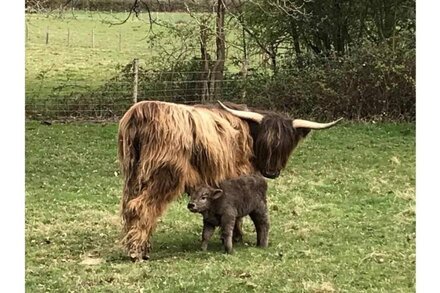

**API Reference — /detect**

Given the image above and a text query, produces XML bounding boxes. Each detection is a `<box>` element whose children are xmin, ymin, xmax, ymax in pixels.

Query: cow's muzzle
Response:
<box><xmin>262</xmin><ymin>170</ymin><xmax>280</xmax><ymax>179</ymax></box>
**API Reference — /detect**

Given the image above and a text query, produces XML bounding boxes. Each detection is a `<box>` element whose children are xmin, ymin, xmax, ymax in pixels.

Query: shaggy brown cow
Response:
<box><xmin>118</xmin><ymin>100</ymin><xmax>341</xmax><ymax>261</ymax></box>
<box><xmin>187</xmin><ymin>175</ymin><xmax>269</xmax><ymax>254</ymax></box>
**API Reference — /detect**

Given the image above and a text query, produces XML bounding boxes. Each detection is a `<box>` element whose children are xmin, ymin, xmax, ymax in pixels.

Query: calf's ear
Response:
<box><xmin>211</xmin><ymin>189</ymin><xmax>223</xmax><ymax>200</ymax></box>
<box><xmin>185</xmin><ymin>186</ymin><xmax>195</xmax><ymax>196</ymax></box>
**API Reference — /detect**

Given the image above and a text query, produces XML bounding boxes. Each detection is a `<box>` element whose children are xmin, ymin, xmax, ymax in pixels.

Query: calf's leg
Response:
<box><xmin>220</xmin><ymin>214</ymin><xmax>236</xmax><ymax>254</ymax></box>
<box><xmin>201</xmin><ymin>223</ymin><xmax>216</xmax><ymax>251</ymax></box>
<box><xmin>249</xmin><ymin>208</ymin><xmax>269</xmax><ymax>248</ymax></box>
<box><xmin>233</xmin><ymin>218</ymin><xmax>244</xmax><ymax>243</ymax></box>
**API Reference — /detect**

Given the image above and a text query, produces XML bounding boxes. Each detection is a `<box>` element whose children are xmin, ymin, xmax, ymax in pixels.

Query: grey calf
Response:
<box><xmin>187</xmin><ymin>174</ymin><xmax>269</xmax><ymax>253</ymax></box>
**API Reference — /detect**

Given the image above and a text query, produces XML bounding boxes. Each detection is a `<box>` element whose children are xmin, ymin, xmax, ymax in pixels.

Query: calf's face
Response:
<box><xmin>187</xmin><ymin>186</ymin><xmax>222</xmax><ymax>213</ymax></box>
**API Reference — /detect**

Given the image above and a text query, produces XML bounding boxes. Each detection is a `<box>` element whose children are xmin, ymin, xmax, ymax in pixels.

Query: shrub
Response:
<box><xmin>238</xmin><ymin>42</ymin><xmax>415</xmax><ymax>121</ymax></box>
<box><xmin>26</xmin><ymin>41</ymin><xmax>415</xmax><ymax>121</ymax></box>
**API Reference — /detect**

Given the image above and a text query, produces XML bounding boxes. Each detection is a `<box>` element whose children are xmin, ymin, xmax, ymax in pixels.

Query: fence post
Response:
<box><xmin>45</xmin><ymin>27</ymin><xmax>49</xmax><ymax>45</ymax></box>
<box><xmin>118</xmin><ymin>32</ymin><xmax>122</xmax><ymax>51</ymax></box>
<box><xmin>67</xmin><ymin>28</ymin><xmax>70</xmax><ymax>47</ymax></box>
<box><xmin>133</xmin><ymin>58</ymin><xmax>139</xmax><ymax>104</ymax></box>
<box><xmin>26</xmin><ymin>22</ymin><xmax>29</xmax><ymax>42</ymax></box>
<box><xmin>91</xmin><ymin>29</ymin><xmax>95</xmax><ymax>48</ymax></box>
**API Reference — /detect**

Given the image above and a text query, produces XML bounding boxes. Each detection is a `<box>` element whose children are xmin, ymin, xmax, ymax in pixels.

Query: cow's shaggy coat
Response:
<box><xmin>118</xmin><ymin>101</ymin><xmax>255</xmax><ymax>259</ymax></box>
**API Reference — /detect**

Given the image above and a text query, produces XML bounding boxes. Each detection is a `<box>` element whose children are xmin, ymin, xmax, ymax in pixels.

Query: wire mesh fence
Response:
<box><xmin>25</xmin><ymin>12</ymin><xmax>278</xmax><ymax>121</ymax></box>
<box><xmin>25</xmin><ymin>58</ymin><xmax>253</xmax><ymax>120</ymax></box>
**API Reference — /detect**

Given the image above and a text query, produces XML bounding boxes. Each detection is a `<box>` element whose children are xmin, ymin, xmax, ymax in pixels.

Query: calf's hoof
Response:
<box><xmin>257</xmin><ymin>241</ymin><xmax>269</xmax><ymax>248</ymax></box>
<box><xmin>233</xmin><ymin>234</ymin><xmax>243</xmax><ymax>243</ymax></box>
<box><xmin>224</xmin><ymin>247</ymin><xmax>234</xmax><ymax>254</ymax></box>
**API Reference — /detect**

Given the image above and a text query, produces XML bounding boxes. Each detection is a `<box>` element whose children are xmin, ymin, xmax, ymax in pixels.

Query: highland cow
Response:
<box><xmin>187</xmin><ymin>175</ymin><xmax>269</xmax><ymax>254</ymax></box>
<box><xmin>118</xmin><ymin>100</ymin><xmax>342</xmax><ymax>261</ymax></box>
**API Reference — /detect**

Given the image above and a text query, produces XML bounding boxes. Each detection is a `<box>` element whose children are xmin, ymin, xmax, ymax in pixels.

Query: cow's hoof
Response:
<box><xmin>130</xmin><ymin>256</ymin><xmax>149</xmax><ymax>262</ymax></box>
<box><xmin>129</xmin><ymin>252</ymin><xmax>150</xmax><ymax>262</ymax></box>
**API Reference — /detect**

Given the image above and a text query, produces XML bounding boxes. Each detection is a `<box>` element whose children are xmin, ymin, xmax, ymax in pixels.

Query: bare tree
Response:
<box><xmin>185</xmin><ymin>1</ymin><xmax>227</xmax><ymax>101</ymax></box>
<box><xmin>25</xmin><ymin>0</ymin><xmax>50</xmax><ymax>12</ymax></box>
<box><xmin>199</xmin><ymin>18</ymin><xmax>211</xmax><ymax>102</ymax></box>
<box><xmin>210</xmin><ymin>0</ymin><xmax>226</xmax><ymax>99</ymax></box>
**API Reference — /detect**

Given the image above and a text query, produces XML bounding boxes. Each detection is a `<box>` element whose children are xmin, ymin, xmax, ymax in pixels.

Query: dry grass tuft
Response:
<box><xmin>303</xmin><ymin>281</ymin><xmax>336</xmax><ymax>293</ymax></box>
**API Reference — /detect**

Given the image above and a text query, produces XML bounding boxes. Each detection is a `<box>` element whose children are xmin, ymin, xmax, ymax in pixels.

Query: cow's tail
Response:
<box><xmin>118</xmin><ymin>105</ymin><xmax>143</xmax><ymax>204</ymax></box>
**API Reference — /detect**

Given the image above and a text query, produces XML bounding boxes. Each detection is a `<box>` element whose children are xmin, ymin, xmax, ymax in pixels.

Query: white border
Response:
<box><xmin>0</xmin><ymin>0</ymin><xmax>25</xmax><ymax>292</ymax></box>
<box><xmin>416</xmin><ymin>0</ymin><xmax>440</xmax><ymax>291</ymax></box>
<box><xmin>0</xmin><ymin>1</ymin><xmax>427</xmax><ymax>292</ymax></box>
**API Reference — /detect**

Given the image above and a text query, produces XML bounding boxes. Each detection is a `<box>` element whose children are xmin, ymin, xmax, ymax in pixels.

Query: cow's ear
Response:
<box><xmin>295</xmin><ymin>127</ymin><xmax>311</xmax><ymax>139</ymax></box>
<box><xmin>211</xmin><ymin>189</ymin><xmax>223</xmax><ymax>200</ymax></box>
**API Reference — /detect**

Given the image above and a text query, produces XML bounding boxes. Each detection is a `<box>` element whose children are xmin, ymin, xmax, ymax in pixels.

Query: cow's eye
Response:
<box><xmin>201</xmin><ymin>195</ymin><xmax>207</xmax><ymax>200</ymax></box>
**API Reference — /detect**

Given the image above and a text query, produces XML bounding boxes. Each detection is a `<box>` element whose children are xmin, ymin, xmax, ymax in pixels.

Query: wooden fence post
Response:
<box><xmin>133</xmin><ymin>58</ymin><xmax>139</xmax><ymax>104</ymax></box>
<box><xmin>118</xmin><ymin>32</ymin><xmax>122</xmax><ymax>51</ymax></box>
<box><xmin>45</xmin><ymin>27</ymin><xmax>49</xmax><ymax>45</ymax></box>
<box><xmin>26</xmin><ymin>22</ymin><xmax>29</xmax><ymax>42</ymax></box>
<box><xmin>67</xmin><ymin>28</ymin><xmax>70</xmax><ymax>47</ymax></box>
<box><xmin>91</xmin><ymin>29</ymin><xmax>95</xmax><ymax>48</ymax></box>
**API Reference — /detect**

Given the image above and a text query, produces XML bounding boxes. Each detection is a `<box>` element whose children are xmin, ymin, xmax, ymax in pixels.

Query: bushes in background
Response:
<box><xmin>237</xmin><ymin>42</ymin><xmax>415</xmax><ymax>121</ymax></box>
<box><xmin>26</xmin><ymin>41</ymin><xmax>415</xmax><ymax>121</ymax></box>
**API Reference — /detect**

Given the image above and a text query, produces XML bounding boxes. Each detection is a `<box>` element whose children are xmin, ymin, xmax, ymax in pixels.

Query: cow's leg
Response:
<box><xmin>233</xmin><ymin>218</ymin><xmax>244</xmax><ymax>243</ymax></box>
<box><xmin>122</xmin><ymin>194</ymin><xmax>172</xmax><ymax>261</ymax></box>
<box><xmin>121</xmin><ymin>165</ymin><xmax>183</xmax><ymax>261</ymax></box>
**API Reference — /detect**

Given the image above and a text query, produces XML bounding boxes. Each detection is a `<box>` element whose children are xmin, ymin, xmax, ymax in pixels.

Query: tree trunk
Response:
<box><xmin>269</xmin><ymin>43</ymin><xmax>278</xmax><ymax>74</ymax></box>
<box><xmin>290</xmin><ymin>20</ymin><xmax>302</xmax><ymax>57</ymax></box>
<box><xmin>333</xmin><ymin>0</ymin><xmax>345</xmax><ymax>55</ymax></box>
<box><xmin>289</xmin><ymin>20</ymin><xmax>303</xmax><ymax>68</ymax></box>
<box><xmin>199</xmin><ymin>22</ymin><xmax>211</xmax><ymax>102</ymax></box>
<box><xmin>240</xmin><ymin>27</ymin><xmax>248</xmax><ymax>101</ymax></box>
<box><xmin>210</xmin><ymin>0</ymin><xmax>226</xmax><ymax>100</ymax></box>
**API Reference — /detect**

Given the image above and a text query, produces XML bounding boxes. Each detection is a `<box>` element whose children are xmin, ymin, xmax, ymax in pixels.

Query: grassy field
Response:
<box><xmin>25</xmin><ymin>11</ymin><xmax>251</xmax><ymax>118</ymax></box>
<box><xmin>25</xmin><ymin>121</ymin><xmax>415</xmax><ymax>292</ymax></box>
<box><xmin>26</xmin><ymin>11</ymin><xmax>186</xmax><ymax>97</ymax></box>
<box><xmin>25</xmin><ymin>11</ymin><xmax>243</xmax><ymax>100</ymax></box>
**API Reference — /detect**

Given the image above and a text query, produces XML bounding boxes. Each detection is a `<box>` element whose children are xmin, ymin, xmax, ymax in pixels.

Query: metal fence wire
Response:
<box><xmin>25</xmin><ymin>58</ymin><xmax>256</xmax><ymax>120</ymax></box>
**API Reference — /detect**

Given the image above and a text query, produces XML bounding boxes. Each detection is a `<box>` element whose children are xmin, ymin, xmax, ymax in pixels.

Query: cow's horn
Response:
<box><xmin>217</xmin><ymin>101</ymin><xmax>264</xmax><ymax>123</ymax></box>
<box><xmin>292</xmin><ymin>118</ymin><xmax>343</xmax><ymax>129</ymax></box>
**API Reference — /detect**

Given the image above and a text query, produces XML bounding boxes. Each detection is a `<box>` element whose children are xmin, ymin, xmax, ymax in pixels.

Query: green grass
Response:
<box><xmin>25</xmin><ymin>121</ymin><xmax>415</xmax><ymax>292</ymax></box>
<box><xmin>26</xmin><ymin>12</ymin><xmax>187</xmax><ymax>97</ymax></box>
<box><xmin>25</xmin><ymin>11</ymin><xmax>245</xmax><ymax>102</ymax></box>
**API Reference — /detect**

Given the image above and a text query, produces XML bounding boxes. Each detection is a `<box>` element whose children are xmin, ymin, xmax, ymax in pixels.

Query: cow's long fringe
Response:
<box><xmin>117</xmin><ymin>101</ymin><xmax>254</xmax><ymax>259</ymax></box>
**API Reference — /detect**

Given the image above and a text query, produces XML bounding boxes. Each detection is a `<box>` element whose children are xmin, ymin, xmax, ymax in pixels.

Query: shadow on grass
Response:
<box><xmin>31</xmin><ymin>207</ymin><xmax>260</xmax><ymax>264</ymax></box>
<box><xmin>101</xmin><ymin>231</ymin><xmax>257</xmax><ymax>263</ymax></box>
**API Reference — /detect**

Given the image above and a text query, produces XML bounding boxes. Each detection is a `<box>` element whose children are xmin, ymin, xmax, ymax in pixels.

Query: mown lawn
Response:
<box><xmin>25</xmin><ymin>121</ymin><xmax>415</xmax><ymax>292</ymax></box>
